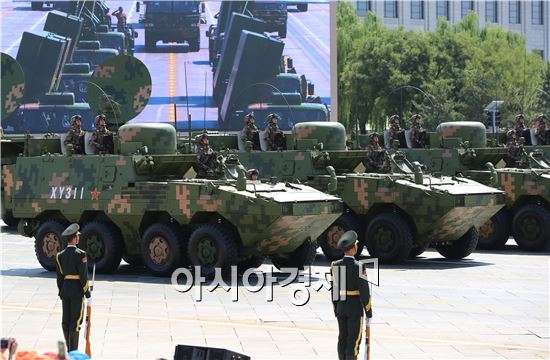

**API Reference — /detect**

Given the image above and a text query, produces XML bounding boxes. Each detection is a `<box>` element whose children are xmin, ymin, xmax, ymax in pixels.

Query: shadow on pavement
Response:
<box><xmin>134</xmin><ymin>44</ymin><xmax>193</xmax><ymax>54</ymax></box>
<box><xmin>192</xmin><ymin>60</ymin><xmax>210</xmax><ymax>65</ymax></box>
<box><xmin>475</xmin><ymin>245</ymin><xmax>550</xmax><ymax>256</ymax></box>
<box><xmin>1</xmin><ymin>225</ymin><xmax>18</xmax><ymax>234</ymax></box>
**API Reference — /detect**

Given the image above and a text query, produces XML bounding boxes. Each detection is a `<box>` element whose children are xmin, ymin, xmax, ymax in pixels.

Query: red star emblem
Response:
<box><xmin>91</xmin><ymin>189</ymin><xmax>100</xmax><ymax>200</ymax></box>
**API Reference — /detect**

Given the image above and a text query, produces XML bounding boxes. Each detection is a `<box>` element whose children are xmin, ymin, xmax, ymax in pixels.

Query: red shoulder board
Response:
<box><xmin>82</xmin><ymin>257</ymin><xmax>87</xmax><ymax>263</ymax></box>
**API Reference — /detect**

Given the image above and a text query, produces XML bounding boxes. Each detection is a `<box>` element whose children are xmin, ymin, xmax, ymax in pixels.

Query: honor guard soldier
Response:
<box><xmin>89</xmin><ymin>114</ymin><xmax>114</xmax><ymax>154</ymax></box>
<box><xmin>240</xmin><ymin>113</ymin><xmax>260</xmax><ymax>150</ymax></box>
<box><xmin>331</xmin><ymin>231</ymin><xmax>372</xmax><ymax>360</ymax></box>
<box><xmin>64</xmin><ymin>115</ymin><xmax>85</xmax><ymax>155</ymax></box>
<box><xmin>55</xmin><ymin>224</ymin><xmax>91</xmax><ymax>352</ymax></box>
<box><xmin>264</xmin><ymin>114</ymin><xmax>286</xmax><ymax>151</ymax></box>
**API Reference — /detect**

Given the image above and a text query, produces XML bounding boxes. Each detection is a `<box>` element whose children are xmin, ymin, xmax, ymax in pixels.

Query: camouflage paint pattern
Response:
<box><xmin>436</xmin><ymin>121</ymin><xmax>486</xmax><ymax>148</ymax></box>
<box><xmin>1</xmin><ymin>53</ymin><xmax>25</xmax><ymax>121</ymax></box>
<box><xmin>293</xmin><ymin>122</ymin><xmax>346</xmax><ymax>151</ymax></box>
<box><xmin>87</xmin><ymin>55</ymin><xmax>152</xmax><ymax>126</ymax></box>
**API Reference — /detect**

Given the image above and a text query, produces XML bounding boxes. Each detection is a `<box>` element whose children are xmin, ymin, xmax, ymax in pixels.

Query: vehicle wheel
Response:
<box><xmin>80</xmin><ymin>222</ymin><xmax>123</xmax><ymax>273</ymax></box>
<box><xmin>144</xmin><ymin>33</ymin><xmax>155</xmax><ymax>51</ymax></box>
<box><xmin>365</xmin><ymin>213</ymin><xmax>413</xmax><ymax>263</ymax></box>
<box><xmin>512</xmin><ymin>204</ymin><xmax>550</xmax><ymax>251</ymax></box>
<box><xmin>122</xmin><ymin>253</ymin><xmax>143</xmax><ymax>267</ymax></box>
<box><xmin>237</xmin><ymin>256</ymin><xmax>265</xmax><ymax>273</ymax></box>
<box><xmin>318</xmin><ymin>214</ymin><xmax>360</xmax><ymax>261</ymax></box>
<box><xmin>31</xmin><ymin>2</ymin><xmax>43</xmax><ymax>10</ymax></box>
<box><xmin>271</xmin><ymin>239</ymin><xmax>317</xmax><ymax>271</ymax></box>
<box><xmin>436</xmin><ymin>227</ymin><xmax>479</xmax><ymax>259</ymax></box>
<box><xmin>189</xmin><ymin>36</ymin><xmax>200</xmax><ymax>52</ymax></box>
<box><xmin>142</xmin><ymin>223</ymin><xmax>185</xmax><ymax>276</ymax></box>
<box><xmin>408</xmin><ymin>243</ymin><xmax>428</xmax><ymax>258</ymax></box>
<box><xmin>187</xmin><ymin>224</ymin><xmax>238</xmax><ymax>277</ymax></box>
<box><xmin>278</xmin><ymin>26</ymin><xmax>287</xmax><ymax>38</ymax></box>
<box><xmin>35</xmin><ymin>220</ymin><xmax>67</xmax><ymax>271</ymax></box>
<box><xmin>478</xmin><ymin>209</ymin><xmax>511</xmax><ymax>250</ymax></box>
<box><xmin>297</xmin><ymin>3</ymin><xmax>308</xmax><ymax>11</ymax></box>
<box><xmin>2</xmin><ymin>210</ymin><xmax>19</xmax><ymax>228</ymax></box>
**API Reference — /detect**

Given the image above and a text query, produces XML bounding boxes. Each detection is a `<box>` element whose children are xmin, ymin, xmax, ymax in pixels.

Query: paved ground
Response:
<box><xmin>1</xmin><ymin>222</ymin><xmax>548</xmax><ymax>360</ymax></box>
<box><xmin>0</xmin><ymin>1</ymin><xmax>330</xmax><ymax>129</ymax></box>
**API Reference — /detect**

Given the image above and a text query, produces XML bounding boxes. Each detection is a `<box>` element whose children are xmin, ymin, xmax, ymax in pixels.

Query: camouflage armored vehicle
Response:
<box><xmin>1</xmin><ymin>56</ymin><xmax>343</xmax><ymax>276</ymax></box>
<box><xmin>138</xmin><ymin>1</ymin><xmax>201</xmax><ymax>51</ymax></box>
<box><xmin>198</xmin><ymin>122</ymin><xmax>506</xmax><ymax>263</ymax></box>
<box><xmin>248</xmin><ymin>1</ymin><xmax>288</xmax><ymax>38</ymax></box>
<box><xmin>398</xmin><ymin>121</ymin><xmax>550</xmax><ymax>251</ymax></box>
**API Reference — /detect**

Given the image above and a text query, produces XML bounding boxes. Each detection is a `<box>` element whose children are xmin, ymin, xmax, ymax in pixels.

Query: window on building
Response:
<box><xmin>461</xmin><ymin>1</ymin><xmax>474</xmax><ymax>18</ymax></box>
<box><xmin>509</xmin><ymin>1</ymin><xmax>521</xmax><ymax>24</ymax></box>
<box><xmin>356</xmin><ymin>1</ymin><xmax>372</xmax><ymax>17</ymax></box>
<box><xmin>384</xmin><ymin>0</ymin><xmax>398</xmax><ymax>18</ymax></box>
<box><xmin>411</xmin><ymin>0</ymin><xmax>424</xmax><ymax>19</ymax></box>
<box><xmin>532</xmin><ymin>1</ymin><xmax>543</xmax><ymax>25</ymax></box>
<box><xmin>436</xmin><ymin>0</ymin><xmax>449</xmax><ymax>20</ymax></box>
<box><xmin>485</xmin><ymin>1</ymin><xmax>498</xmax><ymax>22</ymax></box>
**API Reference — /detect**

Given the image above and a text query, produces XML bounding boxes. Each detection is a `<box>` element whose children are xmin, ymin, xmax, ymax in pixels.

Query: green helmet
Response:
<box><xmin>71</xmin><ymin>114</ymin><xmax>82</xmax><ymax>126</ymax></box>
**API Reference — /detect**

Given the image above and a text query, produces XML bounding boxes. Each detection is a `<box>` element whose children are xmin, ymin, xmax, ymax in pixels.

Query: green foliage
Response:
<box><xmin>337</xmin><ymin>8</ymin><xmax>548</xmax><ymax>132</ymax></box>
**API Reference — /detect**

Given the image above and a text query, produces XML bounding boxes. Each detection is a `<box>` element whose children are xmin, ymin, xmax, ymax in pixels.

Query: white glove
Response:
<box><xmin>366</xmin><ymin>317</ymin><xmax>371</xmax><ymax>326</ymax></box>
<box><xmin>87</xmin><ymin>298</ymin><xmax>92</xmax><ymax>307</ymax></box>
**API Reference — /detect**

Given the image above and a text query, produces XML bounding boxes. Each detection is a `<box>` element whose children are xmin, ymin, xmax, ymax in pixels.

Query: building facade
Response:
<box><xmin>352</xmin><ymin>1</ymin><xmax>550</xmax><ymax>61</ymax></box>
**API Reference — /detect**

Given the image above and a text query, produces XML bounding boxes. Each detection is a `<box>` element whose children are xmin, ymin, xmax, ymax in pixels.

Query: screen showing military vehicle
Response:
<box><xmin>247</xmin><ymin>105</ymin><xmax>327</xmax><ymax>130</ymax></box>
<box><xmin>2</xmin><ymin>105</ymin><xmax>94</xmax><ymax>134</ymax></box>
<box><xmin>72</xmin><ymin>49</ymin><xmax>118</xmax><ymax>70</ymax></box>
<box><xmin>95</xmin><ymin>33</ymin><xmax>125</xmax><ymax>54</ymax></box>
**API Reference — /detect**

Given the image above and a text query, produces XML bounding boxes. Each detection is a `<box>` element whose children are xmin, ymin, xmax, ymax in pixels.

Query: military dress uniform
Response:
<box><xmin>89</xmin><ymin>127</ymin><xmax>114</xmax><ymax>154</ymax></box>
<box><xmin>331</xmin><ymin>231</ymin><xmax>372</xmax><ymax>360</ymax></box>
<box><xmin>64</xmin><ymin>127</ymin><xmax>85</xmax><ymax>155</ymax></box>
<box><xmin>56</xmin><ymin>224</ymin><xmax>91</xmax><ymax>351</ymax></box>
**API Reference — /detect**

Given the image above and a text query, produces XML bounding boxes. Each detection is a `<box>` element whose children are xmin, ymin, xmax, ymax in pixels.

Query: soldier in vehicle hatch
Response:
<box><xmin>409</xmin><ymin>114</ymin><xmax>426</xmax><ymax>148</ymax></box>
<box><xmin>89</xmin><ymin>114</ymin><xmax>114</xmax><ymax>154</ymax></box>
<box><xmin>505</xmin><ymin>129</ymin><xmax>522</xmax><ymax>167</ymax></box>
<box><xmin>240</xmin><ymin>113</ymin><xmax>260</xmax><ymax>150</ymax></box>
<box><xmin>363</xmin><ymin>132</ymin><xmax>386</xmax><ymax>172</ymax></box>
<box><xmin>514</xmin><ymin>114</ymin><xmax>530</xmax><ymax>143</ymax></box>
<box><xmin>64</xmin><ymin>115</ymin><xmax>85</xmax><ymax>155</ymax></box>
<box><xmin>535</xmin><ymin>114</ymin><xmax>550</xmax><ymax>145</ymax></box>
<box><xmin>388</xmin><ymin>114</ymin><xmax>404</xmax><ymax>147</ymax></box>
<box><xmin>195</xmin><ymin>133</ymin><xmax>218</xmax><ymax>178</ymax></box>
<box><xmin>264</xmin><ymin>113</ymin><xmax>286</xmax><ymax>151</ymax></box>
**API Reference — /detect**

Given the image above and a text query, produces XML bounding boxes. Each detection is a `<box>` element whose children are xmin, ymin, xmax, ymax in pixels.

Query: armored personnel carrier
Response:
<box><xmin>195</xmin><ymin>122</ymin><xmax>506</xmax><ymax>263</ymax></box>
<box><xmin>398</xmin><ymin>121</ymin><xmax>550</xmax><ymax>251</ymax></box>
<box><xmin>1</xmin><ymin>56</ymin><xmax>343</xmax><ymax>277</ymax></box>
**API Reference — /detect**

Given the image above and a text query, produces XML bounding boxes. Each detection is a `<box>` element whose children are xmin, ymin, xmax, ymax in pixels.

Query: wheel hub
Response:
<box><xmin>197</xmin><ymin>237</ymin><xmax>217</xmax><ymax>267</ymax></box>
<box><xmin>42</xmin><ymin>232</ymin><xmax>61</xmax><ymax>258</ymax></box>
<box><xmin>479</xmin><ymin>219</ymin><xmax>495</xmax><ymax>239</ymax></box>
<box><xmin>149</xmin><ymin>236</ymin><xmax>169</xmax><ymax>265</ymax></box>
<box><xmin>86</xmin><ymin>234</ymin><xmax>104</xmax><ymax>260</ymax></box>
<box><xmin>327</xmin><ymin>225</ymin><xmax>345</xmax><ymax>250</ymax></box>
<box><xmin>520</xmin><ymin>216</ymin><xmax>541</xmax><ymax>240</ymax></box>
<box><xmin>374</xmin><ymin>227</ymin><xmax>396</xmax><ymax>252</ymax></box>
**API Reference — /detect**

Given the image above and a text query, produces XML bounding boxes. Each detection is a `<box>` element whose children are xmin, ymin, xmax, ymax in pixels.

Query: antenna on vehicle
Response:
<box><xmin>204</xmin><ymin>71</ymin><xmax>207</xmax><ymax>131</ymax></box>
<box><xmin>184</xmin><ymin>61</ymin><xmax>192</xmax><ymax>153</ymax></box>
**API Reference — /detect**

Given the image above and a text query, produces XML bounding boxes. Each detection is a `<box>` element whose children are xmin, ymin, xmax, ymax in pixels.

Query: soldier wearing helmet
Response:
<box><xmin>89</xmin><ymin>114</ymin><xmax>114</xmax><ymax>154</ymax></box>
<box><xmin>515</xmin><ymin>114</ymin><xmax>526</xmax><ymax>132</ymax></box>
<box><xmin>409</xmin><ymin>114</ymin><xmax>426</xmax><ymax>148</ymax></box>
<box><xmin>505</xmin><ymin>129</ymin><xmax>522</xmax><ymax>167</ymax></box>
<box><xmin>246</xmin><ymin>168</ymin><xmax>259</xmax><ymax>180</ymax></box>
<box><xmin>363</xmin><ymin>132</ymin><xmax>386</xmax><ymax>172</ymax></box>
<box><xmin>264</xmin><ymin>114</ymin><xmax>286</xmax><ymax>151</ymax></box>
<box><xmin>64</xmin><ymin>115</ymin><xmax>85</xmax><ymax>155</ymax></box>
<box><xmin>387</xmin><ymin>114</ymin><xmax>403</xmax><ymax>147</ymax></box>
<box><xmin>195</xmin><ymin>133</ymin><xmax>218</xmax><ymax>178</ymax></box>
<box><xmin>535</xmin><ymin>114</ymin><xmax>550</xmax><ymax>145</ymax></box>
<box><xmin>240</xmin><ymin>113</ymin><xmax>260</xmax><ymax>150</ymax></box>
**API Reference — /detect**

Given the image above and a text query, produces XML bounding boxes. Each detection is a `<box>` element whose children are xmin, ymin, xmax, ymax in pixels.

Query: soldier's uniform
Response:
<box><xmin>388</xmin><ymin>115</ymin><xmax>403</xmax><ymax>147</ymax></box>
<box><xmin>240</xmin><ymin>114</ymin><xmax>260</xmax><ymax>150</ymax></box>
<box><xmin>55</xmin><ymin>224</ymin><xmax>91</xmax><ymax>352</ymax></box>
<box><xmin>331</xmin><ymin>231</ymin><xmax>372</xmax><ymax>360</ymax></box>
<box><xmin>505</xmin><ymin>130</ymin><xmax>522</xmax><ymax>167</ymax></box>
<box><xmin>409</xmin><ymin>114</ymin><xmax>426</xmax><ymax>148</ymax></box>
<box><xmin>195</xmin><ymin>135</ymin><xmax>217</xmax><ymax>178</ymax></box>
<box><xmin>64</xmin><ymin>115</ymin><xmax>85</xmax><ymax>155</ymax></box>
<box><xmin>89</xmin><ymin>115</ymin><xmax>114</xmax><ymax>154</ymax></box>
<box><xmin>535</xmin><ymin>115</ymin><xmax>550</xmax><ymax>145</ymax></box>
<box><xmin>264</xmin><ymin>114</ymin><xmax>285</xmax><ymax>151</ymax></box>
<box><xmin>363</xmin><ymin>133</ymin><xmax>386</xmax><ymax>172</ymax></box>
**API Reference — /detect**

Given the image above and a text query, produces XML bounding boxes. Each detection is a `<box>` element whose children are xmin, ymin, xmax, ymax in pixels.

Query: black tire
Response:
<box><xmin>80</xmin><ymin>222</ymin><xmax>123</xmax><ymax>273</ymax></box>
<box><xmin>122</xmin><ymin>253</ymin><xmax>143</xmax><ymax>267</ymax></box>
<box><xmin>237</xmin><ymin>256</ymin><xmax>265</xmax><ymax>273</ymax></box>
<box><xmin>271</xmin><ymin>239</ymin><xmax>317</xmax><ymax>271</ymax></box>
<box><xmin>318</xmin><ymin>214</ymin><xmax>360</xmax><ymax>261</ymax></box>
<box><xmin>142</xmin><ymin>223</ymin><xmax>185</xmax><ymax>277</ymax></box>
<box><xmin>2</xmin><ymin>210</ymin><xmax>19</xmax><ymax>228</ymax></box>
<box><xmin>34</xmin><ymin>220</ymin><xmax>67</xmax><ymax>271</ymax></box>
<box><xmin>512</xmin><ymin>204</ymin><xmax>550</xmax><ymax>251</ymax></box>
<box><xmin>278</xmin><ymin>26</ymin><xmax>287</xmax><ymax>38</ymax></box>
<box><xmin>31</xmin><ymin>2</ymin><xmax>43</xmax><ymax>10</ymax></box>
<box><xmin>187</xmin><ymin>224</ymin><xmax>238</xmax><ymax>277</ymax></box>
<box><xmin>408</xmin><ymin>243</ymin><xmax>428</xmax><ymax>258</ymax></box>
<box><xmin>297</xmin><ymin>3</ymin><xmax>308</xmax><ymax>12</ymax></box>
<box><xmin>189</xmin><ymin>36</ymin><xmax>200</xmax><ymax>52</ymax></box>
<box><xmin>436</xmin><ymin>227</ymin><xmax>479</xmax><ymax>259</ymax></box>
<box><xmin>478</xmin><ymin>209</ymin><xmax>511</xmax><ymax>250</ymax></box>
<box><xmin>365</xmin><ymin>213</ymin><xmax>413</xmax><ymax>263</ymax></box>
<box><xmin>144</xmin><ymin>32</ymin><xmax>155</xmax><ymax>51</ymax></box>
